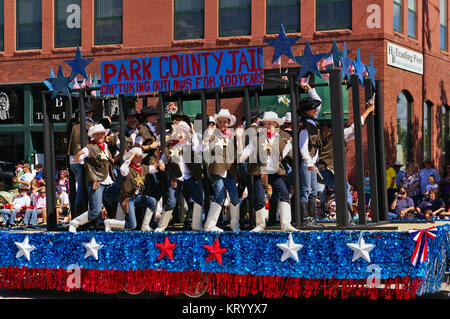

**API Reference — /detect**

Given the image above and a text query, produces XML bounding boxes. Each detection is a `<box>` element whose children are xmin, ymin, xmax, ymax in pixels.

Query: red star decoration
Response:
<box><xmin>155</xmin><ymin>236</ymin><xmax>177</xmax><ymax>260</ymax></box>
<box><xmin>204</xmin><ymin>238</ymin><xmax>228</xmax><ymax>265</ymax></box>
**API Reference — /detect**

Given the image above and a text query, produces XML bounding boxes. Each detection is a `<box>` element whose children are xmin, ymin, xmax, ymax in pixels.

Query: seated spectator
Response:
<box><xmin>416</xmin><ymin>190</ymin><xmax>445</xmax><ymax>218</ymax></box>
<box><xmin>425</xmin><ymin>174</ymin><xmax>439</xmax><ymax>196</ymax></box>
<box><xmin>11</xmin><ymin>161</ymin><xmax>24</xmax><ymax>189</ymax></box>
<box><xmin>55</xmin><ymin>185</ymin><xmax>70</xmax><ymax>223</ymax></box>
<box><xmin>419</xmin><ymin>160</ymin><xmax>440</xmax><ymax>199</ymax></box>
<box><xmin>402</xmin><ymin>162</ymin><xmax>420</xmax><ymax>205</ymax></box>
<box><xmin>56</xmin><ymin>169</ymin><xmax>69</xmax><ymax>193</ymax></box>
<box><xmin>443</xmin><ymin>163</ymin><xmax>450</xmax><ymax>210</ymax></box>
<box><xmin>23</xmin><ymin>187</ymin><xmax>46</xmax><ymax>226</ymax></box>
<box><xmin>33</xmin><ymin>163</ymin><xmax>44</xmax><ymax>186</ymax></box>
<box><xmin>17</xmin><ymin>163</ymin><xmax>34</xmax><ymax>191</ymax></box>
<box><xmin>1</xmin><ymin>188</ymin><xmax>30</xmax><ymax>227</ymax></box>
<box><xmin>388</xmin><ymin>187</ymin><xmax>415</xmax><ymax>220</ymax></box>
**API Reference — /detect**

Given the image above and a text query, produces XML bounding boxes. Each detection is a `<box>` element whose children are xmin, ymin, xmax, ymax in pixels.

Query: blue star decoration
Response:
<box><xmin>339</xmin><ymin>42</ymin><xmax>354</xmax><ymax>82</ymax></box>
<box><xmin>64</xmin><ymin>46</ymin><xmax>93</xmax><ymax>80</ymax></box>
<box><xmin>329</xmin><ymin>40</ymin><xmax>342</xmax><ymax>69</ymax></box>
<box><xmin>351</xmin><ymin>48</ymin><xmax>366</xmax><ymax>87</ymax></box>
<box><xmin>295</xmin><ymin>41</ymin><xmax>328</xmax><ymax>80</ymax></box>
<box><xmin>43</xmin><ymin>68</ymin><xmax>55</xmax><ymax>91</ymax></box>
<box><xmin>365</xmin><ymin>53</ymin><xmax>377</xmax><ymax>89</ymax></box>
<box><xmin>264</xmin><ymin>24</ymin><xmax>301</xmax><ymax>64</ymax></box>
<box><xmin>46</xmin><ymin>64</ymin><xmax>71</xmax><ymax>100</ymax></box>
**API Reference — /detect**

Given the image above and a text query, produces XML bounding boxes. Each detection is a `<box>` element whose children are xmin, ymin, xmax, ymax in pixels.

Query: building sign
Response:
<box><xmin>101</xmin><ymin>47</ymin><xmax>264</xmax><ymax>96</ymax></box>
<box><xmin>387</xmin><ymin>42</ymin><xmax>423</xmax><ymax>75</ymax></box>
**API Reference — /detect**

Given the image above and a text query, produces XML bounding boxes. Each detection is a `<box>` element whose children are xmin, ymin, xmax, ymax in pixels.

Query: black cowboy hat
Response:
<box><xmin>140</xmin><ymin>106</ymin><xmax>159</xmax><ymax>117</ymax></box>
<box><xmin>298</xmin><ymin>96</ymin><xmax>321</xmax><ymax>113</ymax></box>
<box><xmin>171</xmin><ymin>109</ymin><xmax>190</xmax><ymax>124</ymax></box>
<box><xmin>126</xmin><ymin>108</ymin><xmax>139</xmax><ymax>118</ymax></box>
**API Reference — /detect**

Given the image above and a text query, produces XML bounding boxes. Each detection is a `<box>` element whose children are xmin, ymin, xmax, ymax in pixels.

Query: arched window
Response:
<box><xmin>423</xmin><ymin>100</ymin><xmax>433</xmax><ymax>161</ymax></box>
<box><xmin>396</xmin><ymin>91</ymin><xmax>413</xmax><ymax>165</ymax></box>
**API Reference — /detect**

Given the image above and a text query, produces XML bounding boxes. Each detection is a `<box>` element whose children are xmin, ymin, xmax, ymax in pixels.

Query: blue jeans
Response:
<box><xmin>253</xmin><ymin>175</ymin><xmax>267</xmax><ymax>211</ymax></box>
<box><xmin>23</xmin><ymin>209</ymin><xmax>40</xmax><ymax>226</ymax></box>
<box><xmin>1</xmin><ymin>209</ymin><xmax>18</xmax><ymax>225</ymax></box>
<box><xmin>86</xmin><ymin>182</ymin><xmax>116</xmax><ymax>221</ymax></box>
<box><xmin>299</xmin><ymin>161</ymin><xmax>318</xmax><ymax>203</ymax></box>
<box><xmin>70</xmin><ymin>163</ymin><xmax>85</xmax><ymax>206</ymax></box>
<box><xmin>126</xmin><ymin>195</ymin><xmax>157</xmax><ymax>230</ymax></box>
<box><xmin>209</xmin><ymin>173</ymin><xmax>239</xmax><ymax>206</ymax></box>
<box><xmin>268</xmin><ymin>174</ymin><xmax>290</xmax><ymax>203</ymax></box>
<box><xmin>319</xmin><ymin>167</ymin><xmax>353</xmax><ymax>211</ymax></box>
<box><xmin>103</xmin><ymin>168</ymin><xmax>123</xmax><ymax>208</ymax></box>
<box><xmin>165</xmin><ymin>178</ymin><xmax>204</xmax><ymax>211</ymax></box>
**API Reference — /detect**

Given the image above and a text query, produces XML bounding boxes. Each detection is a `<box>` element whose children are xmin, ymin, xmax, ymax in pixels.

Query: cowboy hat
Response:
<box><xmin>140</xmin><ymin>106</ymin><xmax>159</xmax><ymax>117</ymax></box>
<box><xmin>126</xmin><ymin>108</ymin><xmax>139</xmax><ymax>118</ymax></box>
<box><xmin>123</xmin><ymin>147</ymin><xmax>147</xmax><ymax>161</ymax></box>
<box><xmin>171</xmin><ymin>121</ymin><xmax>191</xmax><ymax>139</ymax></box>
<box><xmin>283</xmin><ymin>112</ymin><xmax>292</xmax><ymax>123</ymax></box>
<box><xmin>88</xmin><ymin>124</ymin><xmax>109</xmax><ymax>137</ymax></box>
<box><xmin>213</xmin><ymin>109</ymin><xmax>236</xmax><ymax>126</ymax></box>
<box><xmin>298</xmin><ymin>96</ymin><xmax>321</xmax><ymax>113</ymax></box>
<box><xmin>261</xmin><ymin>111</ymin><xmax>284</xmax><ymax>126</ymax></box>
<box><xmin>171</xmin><ymin>109</ymin><xmax>190</xmax><ymax>124</ymax></box>
<box><xmin>74</xmin><ymin>100</ymin><xmax>95</xmax><ymax>113</ymax></box>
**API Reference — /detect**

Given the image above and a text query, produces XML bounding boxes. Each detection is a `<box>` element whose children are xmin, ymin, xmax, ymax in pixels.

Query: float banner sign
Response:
<box><xmin>101</xmin><ymin>47</ymin><xmax>264</xmax><ymax>96</ymax></box>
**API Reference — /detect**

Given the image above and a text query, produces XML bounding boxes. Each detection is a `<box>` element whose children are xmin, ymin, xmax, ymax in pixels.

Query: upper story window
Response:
<box><xmin>316</xmin><ymin>0</ymin><xmax>352</xmax><ymax>31</ymax></box>
<box><xmin>219</xmin><ymin>0</ymin><xmax>251</xmax><ymax>37</ymax></box>
<box><xmin>441</xmin><ymin>0</ymin><xmax>448</xmax><ymax>50</ymax></box>
<box><xmin>17</xmin><ymin>0</ymin><xmax>42</xmax><ymax>50</ymax></box>
<box><xmin>393</xmin><ymin>0</ymin><xmax>402</xmax><ymax>33</ymax></box>
<box><xmin>55</xmin><ymin>0</ymin><xmax>81</xmax><ymax>47</ymax></box>
<box><xmin>408</xmin><ymin>0</ymin><xmax>417</xmax><ymax>38</ymax></box>
<box><xmin>94</xmin><ymin>0</ymin><xmax>122</xmax><ymax>45</ymax></box>
<box><xmin>267</xmin><ymin>0</ymin><xmax>300</xmax><ymax>34</ymax></box>
<box><xmin>174</xmin><ymin>0</ymin><xmax>204</xmax><ymax>40</ymax></box>
<box><xmin>0</xmin><ymin>1</ymin><xmax>3</xmax><ymax>51</ymax></box>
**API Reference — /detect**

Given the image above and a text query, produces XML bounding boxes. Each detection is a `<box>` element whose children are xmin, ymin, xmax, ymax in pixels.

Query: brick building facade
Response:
<box><xmin>0</xmin><ymin>0</ymin><xmax>448</xmax><ymax>188</ymax></box>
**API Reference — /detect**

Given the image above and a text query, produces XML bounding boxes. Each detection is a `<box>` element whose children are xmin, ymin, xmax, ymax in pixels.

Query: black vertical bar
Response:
<box><xmin>118</xmin><ymin>95</ymin><xmax>126</xmax><ymax>162</ymax></box>
<box><xmin>329</xmin><ymin>69</ymin><xmax>348</xmax><ymax>226</ymax></box>
<box><xmin>364</xmin><ymin>79</ymin><xmax>379</xmax><ymax>224</ymax></box>
<box><xmin>159</xmin><ymin>93</ymin><xmax>166</xmax><ymax>152</ymax></box>
<box><xmin>178</xmin><ymin>94</ymin><xmax>183</xmax><ymax>111</ymax></box>
<box><xmin>350</xmin><ymin>75</ymin><xmax>366</xmax><ymax>224</ymax></box>
<box><xmin>142</xmin><ymin>95</ymin><xmax>148</xmax><ymax>108</ymax></box>
<box><xmin>79</xmin><ymin>95</ymin><xmax>87</xmax><ymax>148</ymax></box>
<box><xmin>289</xmin><ymin>75</ymin><xmax>301</xmax><ymax>227</ymax></box>
<box><xmin>253</xmin><ymin>89</ymin><xmax>259</xmax><ymax>114</ymax></box>
<box><xmin>43</xmin><ymin>92</ymin><xmax>57</xmax><ymax>231</ymax></box>
<box><xmin>215</xmin><ymin>91</ymin><xmax>221</xmax><ymax>113</ymax></box>
<box><xmin>244</xmin><ymin>87</ymin><xmax>255</xmax><ymax>225</ymax></box>
<box><xmin>200</xmin><ymin>90</ymin><xmax>207</xmax><ymax>132</ymax></box>
<box><xmin>374</xmin><ymin>80</ymin><xmax>388</xmax><ymax>221</ymax></box>
<box><xmin>66</xmin><ymin>95</ymin><xmax>76</xmax><ymax>220</ymax></box>
<box><xmin>104</xmin><ymin>98</ymin><xmax>111</xmax><ymax>117</ymax></box>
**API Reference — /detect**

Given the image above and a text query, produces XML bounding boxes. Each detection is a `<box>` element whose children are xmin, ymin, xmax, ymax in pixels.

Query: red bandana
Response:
<box><xmin>221</xmin><ymin>129</ymin><xmax>232</xmax><ymax>137</ymax></box>
<box><xmin>267</xmin><ymin>131</ymin><xmax>275</xmax><ymax>139</ymax></box>
<box><xmin>89</xmin><ymin>140</ymin><xmax>105</xmax><ymax>151</ymax></box>
<box><xmin>130</xmin><ymin>163</ymin><xmax>142</xmax><ymax>174</ymax></box>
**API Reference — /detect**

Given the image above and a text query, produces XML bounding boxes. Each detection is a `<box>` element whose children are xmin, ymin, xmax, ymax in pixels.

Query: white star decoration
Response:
<box><xmin>15</xmin><ymin>236</ymin><xmax>36</xmax><ymax>261</ymax></box>
<box><xmin>83</xmin><ymin>237</ymin><xmax>104</xmax><ymax>260</ymax></box>
<box><xmin>346</xmin><ymin>234</ymin><xmax>375</xmax><ymax>263</ymax></box>
<box><xmin>277</xmin><ymin>234</ymin><xmax>303</xmax><ymax>262</ymax></box>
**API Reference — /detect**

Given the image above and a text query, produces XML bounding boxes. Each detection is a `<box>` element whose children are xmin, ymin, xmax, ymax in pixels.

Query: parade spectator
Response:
<box><xmin>17</xmin><ymin>163</ymin><xmax>34</xmax><ymax>190</ymax></box>
<box><xmin>386</xmin><ymin>161</ymin><xmax>397</xmax><ymax>190</ymax></box>
<box><xmin>419</xmin><ymin>160</ymin><xmax>440</xmax><ymax>198</ymax></box>
<box><xmin>394</xmin><ymin>161</ymin><xmax>405</xmax><ymax>189</ymax></box>
<box><xmin>401</xmin><ymin>162</ymin><xmax>420</xmax><ymax>205</ymax></box>
<box><xmin>389</xmin><ymin>187</ymin><xmax>415</xmax><ymax>220</ymax></box>
<box><xmin>55</xmin><ymin>185</ymin><xmax>70</xmax><ymax>223</ymax></box>
<box><xmin>364</xmin><ymin>169</ymin><xmax>370</xmax><ymax>206</ymax></box>
<box><xmin>425</xmin><ymin>174</ymin><xmax>439</xmax><ymax>196</ymax></box>
<box><xmin>416</xmin><ymin>190</ymin><xmax>445</xmax><ymax>218</ymax></box>
<box><xmin>33</xmin><ymin>163</ymin><xmax>44</xmax><ymax>186</ymax></box>
<box><xmin>23</xmin><ymin>187</ymin><xmax>46</xmax><ymax>226</ymax></box>
<box><xmin>1</xmin><ymin>188</ymin><xmax>30</xmax><ymax>227</ymax></box>
<box><xmin>11</xmin><ymin>161</ymin><xmax>24</xmax><ymax>189</ymax></box>
<box><xmin>442</xmin><ymin>163</ymin><xmax>450</xmax><ymax>210</ymax></box>
<box><xmin>56</xmin><ymin>169</ymin><xmax>70</xmax><ymax>193</ymax></box>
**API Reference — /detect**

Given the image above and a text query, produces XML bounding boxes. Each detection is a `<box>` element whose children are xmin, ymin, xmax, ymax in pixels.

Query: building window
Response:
<box><xmin>393</xmin><ymin>0</ymin><xmax>402</xmax><ymax>33</ymax></box>
<box><xmin>0</xmin><ymin>133</ymin><xmax>24</xmax><ymax>190</ymax></box>
<box><xmin>441</xmin><ymin>0</ymin><xmax>448</xmax><ymax>50</ymax></box>
<box><xmin>267</xmin><ymin>0</ymin><xmax>300</xmax><ymax>34</ymax></box>
<box><xmin>0</xmin><ymin>1</ymin><xmax>4</xmax><ymax>51</ymax></box>
<box><xmin>174</xmin><ymin>0</ymin><xmax>204</xmax><ymax>40</ymax></box>
<box><xmin>219</xmin><ymin>0</ymin><xmax>251</xmax><ymax>37</ymax></box>
<box><xmin>94</xmin><ymin>0</ymin><xmax>122</xmax><ymax>45</ymax></box>
<box><xmin>316</xmin><ymin>0</ymin><xmax>351</xmax><ymax>31</ymax></box>
<box><xmin>408</xmin><ymin>0</ymin><xmax>416</xmax><ymax>38</ymax></box>
<box><xmin>0</xmin><ymin>86</ymin><xmax>25</xmax><ymax>124</ymax></box>
<box><xmin>55</xmin><ymin>0</ymin><xmax>81</xmax><ymax>47</ymax></box>
<box><xmin>17</xmin><ymin>0</ymin><xmax>42</xmax><ymax>50</ymax></box>
<box><xmin>396</xmin><ymin>91</ymin><xmax>413</xmax><ymax>164</ymax></box>
<box><xmin>423</xmin><ymin>101</ymin><xmax>433</xmax><ymax>161</ymax></box>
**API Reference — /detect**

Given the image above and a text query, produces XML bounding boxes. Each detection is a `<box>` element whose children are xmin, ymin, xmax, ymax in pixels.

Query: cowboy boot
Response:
<box><xmin>104</xmin><ymin>219</ymin><xmax>125</xmax><ymax>232</ymax></box>
<box><xmin>191</xmin><ymin>203</ymin><xmax>203</xmax><ymax>231</ymax></box>
<box><xmin>250</xmin><ymin>208</ymin><xmax>268</xmax><ymax>232</ymax></box>
<box><xmin>69</xmin><ymin>211</ymin><xmax>89</xmax><ymax>233</ymax></box>
<box><xmin>141</xmin><ymin>207</ymin><xmax>154</xmax><ymax>232</ymax></box>
<box><xmin>279</xmin><ymin>201</ymin><xmax>299</xmax><ymax>232</ymax></box>
<box><xmin>204</xmin><ymin>202</ymin><xmax>223</xmax><ymax>232</ymax></box>
<box><xmin>229</xmin><ymin>203</ymin><xmax>240</xmax><ymax>232</ymax></box>
<box><xmin>154</xmin><ymin>210</ymin><xmax>173</xmax><ymax>232</ymax></box>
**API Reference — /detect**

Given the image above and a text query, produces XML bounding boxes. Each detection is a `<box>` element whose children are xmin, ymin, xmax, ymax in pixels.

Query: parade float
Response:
<box><xmin>0</xmin><ymin>25</ymin><xmax>448</xmax><ymax>298</ymax></box>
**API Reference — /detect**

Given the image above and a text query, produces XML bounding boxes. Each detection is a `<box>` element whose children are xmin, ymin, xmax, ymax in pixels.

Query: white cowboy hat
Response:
<box><xmin>261</xmin><ymin>111</ymin><xmax>284</xmax><ymax>126</ymax></box>
<box><xmin>171</xmin><ymin>121</ymin><xmax>191</xmax><ymax>139</ymax></box>
<box><xmin>123</xmin><ymin>147</ymin><xmax>147</xmax><ymax>161</ymax></box>
<box><xmin>283</xmin><ymin>112</ymin><xmax>292</xmax><ymax>123</ymax></box>
<box><xmin>213</xmin><ymin>109</ymin><xmax>236</xmax><ymax>126</ymax></box>
<box><xmin>208</xmin><ymin>116</ymin><xmax>215</xmax><ymax>124</ymax></box>
<box><xmin>88</xmin><ymin>124</ymin><xmax>109</xmax><ymax>137</ymax></box>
